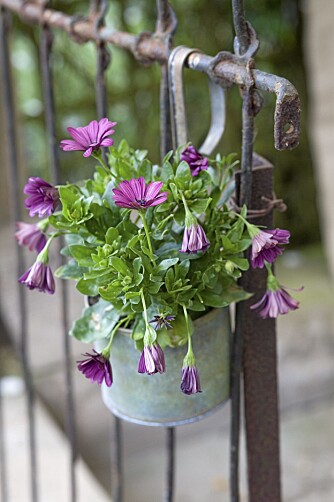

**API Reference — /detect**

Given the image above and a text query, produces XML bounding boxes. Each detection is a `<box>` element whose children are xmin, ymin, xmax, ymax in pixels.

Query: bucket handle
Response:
<box><xmin>168</xmin><ymin>45</ymin><xmax>226</xmax><ymax>154</ymax></box>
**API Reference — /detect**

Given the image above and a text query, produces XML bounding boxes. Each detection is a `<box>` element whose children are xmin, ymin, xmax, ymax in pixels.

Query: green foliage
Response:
<box><xmin>13</xmin><ymin>0</ymin><xmax>318</xmax><ymax>244</ymax></box>
<box><xmin>46</xmin><ymin>143</ymin><xmax>254</xmax><ymax>348</ymax></box>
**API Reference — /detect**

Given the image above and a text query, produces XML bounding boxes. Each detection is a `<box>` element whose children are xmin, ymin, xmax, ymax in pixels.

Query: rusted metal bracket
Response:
<box><xmin>187</xmin><ymin>52</ymin><xmax>300</xmax><ymax>151</ymax></box>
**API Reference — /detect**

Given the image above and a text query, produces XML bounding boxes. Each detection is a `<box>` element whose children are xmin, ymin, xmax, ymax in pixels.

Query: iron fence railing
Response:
<box><xmin>0</xmin><ymin>1</ymin><xmax>300</xmax><ymax>502</ymax></box>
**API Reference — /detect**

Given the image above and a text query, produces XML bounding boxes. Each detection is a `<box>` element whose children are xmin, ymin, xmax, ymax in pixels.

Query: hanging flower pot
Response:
<box><xmin>95</xmin><ymin>306</ymin><xmax>230</xmax><ymax>426</ymax></box>
<box><xmin>16</xmin><ymin>118</ymin><xmax>301</xmax><ymax>427</ymax></box>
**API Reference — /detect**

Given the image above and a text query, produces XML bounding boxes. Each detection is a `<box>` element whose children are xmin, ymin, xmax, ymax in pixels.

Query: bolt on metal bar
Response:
<box><xmin>39</xmin><ymin>18</ymin><xmax>78</xmax><ymax>502</ymax></box>
<box><xmin>0</xmin><ymin>7</ymin><xmax>39</xmax><ymax>502</ymax></box>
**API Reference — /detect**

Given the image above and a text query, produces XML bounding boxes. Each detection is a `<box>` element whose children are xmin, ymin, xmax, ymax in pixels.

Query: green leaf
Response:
<box><xmin>133</xmin><ymin>257</ymin><xmax>144</xmax><ymax>286</ymax></box>
<box><xmin>160</xmin><ymin>161</ymin><xmax>174</xmax><ymax>183</ymax></box>
<box><xmin>55</xmin><ymin>261</ymin><xmax>86</xmax><ymax>280</ymax></box>
<box><xmin>138</xmin><ymin>159</ymin><xmax>152</xmax><ymax>180</ymax></box>
<box><xmin>105</xmin><ymin>227</ymin><xmax>119</xmax><ymax>244</ymax></box>
<box><xmin>175</xmin><ymin>161</ymin><xmax>191</xmax><ymax>185</ymax></box>
<box><xmin>69</xmin><ymin>300</ymin><xmax>121</xmax><ymax>342</ymax></box>
<box><xmin>148</xmin><ymin>281</ymin><xmax>163</xmax><ymax>294</ymax></box>
<box><xmin>76</xmin><ymin>277</ymin><xmax>99</xmax><ymax>296</ymax></box>
<box><xmin>202</xmin><ymin>287</ymin><xmax>252</xmax><ymax>308</ymax></box>
<box><xmin>69</xmin><ymin>245</ymin><xmax>95</xmax><ymax>267</ymax></box>
<box><xmin>190</xmin><ymin>197</ymin><xmax>212</xmax><ymax>214</ymax></box>
<box><xmin>109</xmin><ymin>256</ymin><xmax>131</xmax><ymax>276</ymax></box>
<box><xmin>153</xmin><ymin>258</ymin><xmax>179</xmax><ymax>276</ymax></box>
<box><xmin>131</xmin><ymin>317</ymin><xmax>145</xmax><ymax>341</ymax></box>
<box><xmin>169</xmin><ymin>182</ymin><xmax>179</xmax><ymax>202</ymax></box>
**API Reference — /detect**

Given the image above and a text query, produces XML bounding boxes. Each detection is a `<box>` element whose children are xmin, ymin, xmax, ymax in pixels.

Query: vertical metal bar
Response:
<box><xmin>156</xmin><ymin>0</ymin><xmax>175</xmax><ymax>159</ymax></box>
<box><xmin>0</xmin><ymin>382</ymin><xmax>8</xmax><ymax>502</ymax></box>
<box><xmin>39</xmin><ymin>20</ymin><xmax>78</xmax><ymax>502</ymax></box>
<box><xmin>0</xmin><ymin>7</ymin><xmax>39</xmax><ymax>502</ymax></box>
<box><xmin>232</xmin><ymin>0</ymin><xmax>249</xmax><ymax>55</ymax></box>
<box><xmin>92</xmin><ymin>4</ymin><xmax>124</xmax><ymax>499</ymax></box>
<box><xmin>236</xmin><ymin>160</ymin><xmax>282</xmax><ymax>502</ymax></box>
<box><xmin>230</xmin><ymin>2</ymin><xmax>255</xmax><ymax>500</ymax></box>
<box><xmin>164</xmin><ymin>427</ymin><xmax>175</xmax><ymax>502</ymax></box>
<box><xmin>110</xmin><ymin>416</ymin><xmax>123</xmax><ymax>502</ymax></box>
<box><xmin>156</xmin><ymin>2</ymin><xmax>176</xmax><ymax>500</ymax></box>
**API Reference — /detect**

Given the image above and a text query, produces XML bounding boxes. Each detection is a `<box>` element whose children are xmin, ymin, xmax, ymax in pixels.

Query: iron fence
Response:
<box><xmin>0</xmin><ymin>1</ymin><xmax>300</xmax><ymax>501</ymax></box>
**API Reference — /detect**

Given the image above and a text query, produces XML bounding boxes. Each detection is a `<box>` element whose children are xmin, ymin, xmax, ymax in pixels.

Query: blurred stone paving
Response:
<box><xmin>1</xmin><ymin>221</ymin><xmax>334</xmax><ymax>501</ymax></box>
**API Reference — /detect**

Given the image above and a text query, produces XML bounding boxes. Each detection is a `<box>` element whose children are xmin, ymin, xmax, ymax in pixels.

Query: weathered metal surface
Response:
<box><xmin>96</xmin><ymin>308</ymin><xmax>230</xmax><ymax>427</ymax></box>
<box><xmin>187</xmin><ymin>53</ymin><xmax>300</xmax><ymax>151</ymax></box>
<box><xmin>235</xmin><ymin>157</ymin><xmax>282</xmax><ymax>502</ymax></box>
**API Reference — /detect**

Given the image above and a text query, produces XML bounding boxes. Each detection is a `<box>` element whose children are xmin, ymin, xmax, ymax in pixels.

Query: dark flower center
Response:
<box><xmin>136</xmin><ymin>198</ymin><xmax>146</xmax><ymax>206</ymax></box>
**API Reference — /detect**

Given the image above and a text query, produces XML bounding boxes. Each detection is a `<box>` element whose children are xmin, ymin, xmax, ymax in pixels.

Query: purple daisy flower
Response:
<box><xmin>149</xmin><ymin>315</ymin><xmax>175</xmax><ymax>330</ymax></box>
<box><xmin>112</xmin><ymin>177</ymin><xmax>168</xmax><ymax>209</ymax></box>
<box><xmin>60</xmin><ymin>118</ymin><xmax>117</xmax><ymax>157</ymax></box>
<box><xmin>24</xmin><ymin>177</ymin><xmax>59</xmax><ymax>218</ymax></box>
<box><xmin>251</xmin><ymin>228</ymin><xmax>290</xmax><ymax>268</ymax></box>
<box><xmin>250</xmin><ymin>286</ymin><xmax>300</xmax><ymax>319</ymax></box>
<box><xmin>181</xmin><ymin>145</ymin><xmax>208</xmax><ymax>176</ymax></box>
<box><xmin>181</xmin><ymin>223</ymin><xmax>210</xmax><ymax>254</ymax></box>
<box><xmin>77</xmin><ymin>350</ymin><xmax>113</xmax><ymax>387</ymax></box>
<box><xmin>138</xmin><ymin>343</ymin><xmax>166</xmax><ymax>375</ymax></box>
<box><xmin>15</xmin><ymin>222</ymin><xmax>47</xmax><ymax>253</ymax></box>
<box><xmin>180</xmin><ymin>365</ymin><xmax>202</xmax><ymax>395</ymax></box>
<box><xmin>19</xmin><ymin>261</ymin><xmax>55</xmax><ymax>294</ymax></box>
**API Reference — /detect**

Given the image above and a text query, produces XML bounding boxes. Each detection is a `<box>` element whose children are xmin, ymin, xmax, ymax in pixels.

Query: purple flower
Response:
<box><xmin>250</xmin><ymin>286</ymin><xmax>300</xmax><ymax>319</ymax></box>
<box><xmin>181</xmin><ymin>223</ymin><xmax>210</xmax><ymax>254</ymax></box>
<box><xmin>15</xmin><ymin>222</ymin><xmax>47</xmax><ymax>253</ymax></box>
<box><xmin>77</xmin><ymin>350</ymin><xmax>113</xmax><ymax>387</ymax></box>
<box><xmin>149</xmin><ymin>315</ymin><xmax>175</xmax><ymax>330</ymax></box>
<box><xmin>112</xmin><ymin>177</ymin><xmax>168</xmax><ymax>209</ymax></box>
<box><xmin>24</xmin><ymin>177</ymin><xmax>59</xmax><ymax>218</ymax></box>
<box><xmin>180</xmin><ymin>365</ymin><xmax>202</xmax><ymax>395</ymax></box>
<box><xmin>19</xmin><ymin>261</ymin><xmax>55</xmax><ymax>294</ymax></box>
<box><xmin>181</xmin><ymin>145</ymin><xmax>208</xmax><ymax>176</ymax></box>
<box><xmin>251</xmin><ymin>228</ymin><xmax>290</xmax><ymax>268</ymax></box>
<box><xmin>60</xmin><ymin>118</ymin><xmax>117</xmax><ymax>157</ymax></box>
<box><xmin>138</xmin><ymin>343</ymin><xmax>166</xmax><ymax>375</ymax></box>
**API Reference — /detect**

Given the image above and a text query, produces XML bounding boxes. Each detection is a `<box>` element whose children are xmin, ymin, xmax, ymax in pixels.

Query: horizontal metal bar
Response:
<box><xmin>0</xmin><ymin>0</ymin><xmax>166</xmax><ymax>62</ymax></box>
<box><xmin>0</xmin><ymin>1</ymin><xmax>300</xmax><ymax>150</ymax></box>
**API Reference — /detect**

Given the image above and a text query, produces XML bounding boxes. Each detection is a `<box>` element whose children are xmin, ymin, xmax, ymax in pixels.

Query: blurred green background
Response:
<box><xmin>11</xmin><ymin>0</ymin><xmax>319</xmax><ymax>245</ymax></box>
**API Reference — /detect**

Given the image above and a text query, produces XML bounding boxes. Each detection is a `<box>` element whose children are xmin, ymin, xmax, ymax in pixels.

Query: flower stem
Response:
<box><xmin>92</xmin><ymin>151</ymin><xmax>120</xmax><ymax>181</ymax></box>
<box><xmin>102</xmin><ymin>315</ymin><xmax>132</xmax><ymax>357</ymax></box>
<box><xmin>182</xmin><ymin>304</ymin><xmax>192</xmax><ymax>353</ymax></box>
<box><xmin>140</xmin><ymin>290</ymin><xmax>149</xmax><ymax>327</ymax></box>
<box><xmin>37</xmin><ymin>231</ymin><xmax>62</xmax><ymax>263</ymax></box>
<box><xmin>139</xmin><ymin>211</ymin><xmax>156</xmax><ymax>267</ymax></box>
<box><xmin>180</xmin><ymin>191</ymin><xmax>197</xmax><ymax>228</ymax></box>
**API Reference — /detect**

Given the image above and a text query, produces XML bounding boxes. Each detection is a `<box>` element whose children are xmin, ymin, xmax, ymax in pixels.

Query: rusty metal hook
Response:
<box><xmin>168</xmin><ymin>45</ymin><xmax>225</xmax><ymax>154</ymax></box>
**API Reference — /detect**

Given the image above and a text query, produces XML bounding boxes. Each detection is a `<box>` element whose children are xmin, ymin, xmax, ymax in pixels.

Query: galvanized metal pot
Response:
<box><xmin>95</xmin><ymin>308</ymin><xmax>230</xmax><ymax>427</ymax></box>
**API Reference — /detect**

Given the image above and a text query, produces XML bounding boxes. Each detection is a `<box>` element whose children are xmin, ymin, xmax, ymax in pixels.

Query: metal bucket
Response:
<box><xmin>96</xmin><ymin>308</ymin><xmax>231</xmax><ymax>427</ymax></box>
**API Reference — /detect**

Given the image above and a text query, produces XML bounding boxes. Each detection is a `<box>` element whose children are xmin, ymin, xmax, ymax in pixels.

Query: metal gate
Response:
<box><xmin>0</xmin><ymin>1</ymin><xmax>300</xmax><ymax>501</ymax></box>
